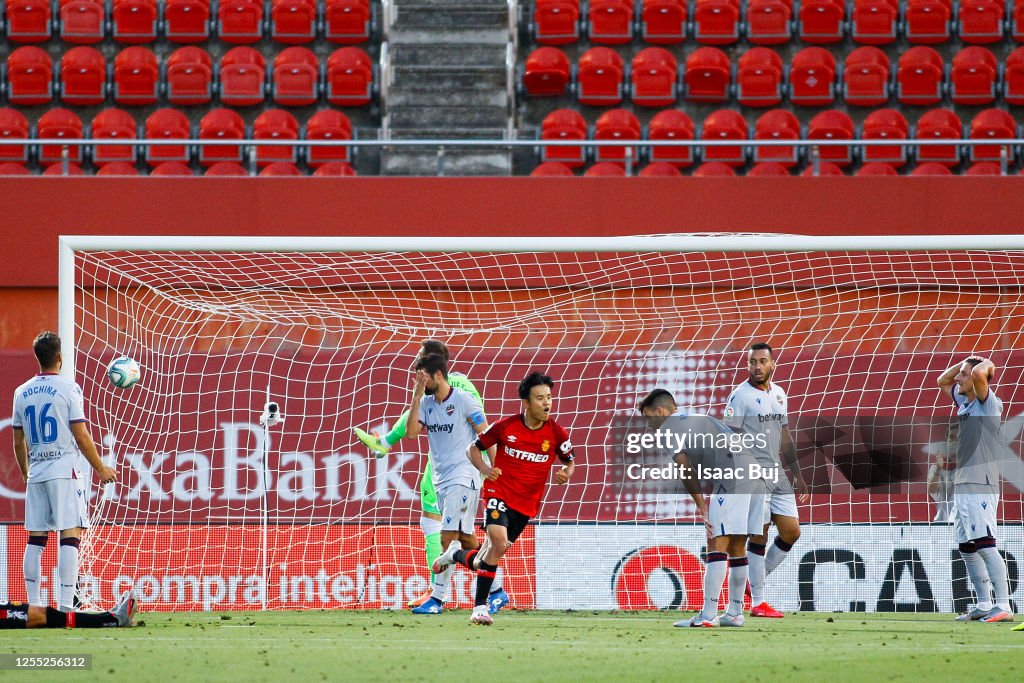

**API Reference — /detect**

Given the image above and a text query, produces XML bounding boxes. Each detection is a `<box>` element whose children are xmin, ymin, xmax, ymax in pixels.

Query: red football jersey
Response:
<box><xmin>476</xmin><ymin>413</ymin><xmax>575</xmax><ymax>517</ymax></box>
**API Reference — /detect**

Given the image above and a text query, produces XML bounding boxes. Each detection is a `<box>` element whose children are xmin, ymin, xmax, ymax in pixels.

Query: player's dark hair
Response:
<box><xmin>415</xmin><ymin>353</ymin><xmax>448</xmax><ymax>378</ymax></box>
<box><xmin>964</xmin><ymin>356</ymin><xmax>984</xmax><ymax>368</ymax></box>
<box><xmin>638</xmin><ymin>388</ymin><xmax>677</xmax><ymax>414</ymax></box>
<box><xmin>749</xmin><ymin>342</ymin><xmax>773</xmax><ymax>356</ymax></box>
<box><xmin>33</xmin><ymin>331</ymin><xmax>61</xmax><ymax>369</ymax></box>
<box><xmin>420</xmin><ymin>339</ymin><xmax>450</xmax><ymax>363</ymax></box>
<box><xmin>519</xmin><ymin>372</ymin><xmax>553</xmax><ymax>400</ymax></box>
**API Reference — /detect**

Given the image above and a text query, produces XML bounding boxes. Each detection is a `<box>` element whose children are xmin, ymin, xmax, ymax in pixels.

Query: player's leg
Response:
<box><xmin>974</xmin><ymin>492</ymin><xmax>1013</xmax><ymax>622</ymax></box>
<box><xmin>752</xmin><ymin>490</ymin><xmax>798</xmax><ymax>618</ymax></box>
<box><xmin>408</xmin><ymin>460</ymin><xmax>442</xmax><ymax>608</ymax></box>
<box><xmin>721</xmin><ymin>490</ymin><xmax>762</xmax><ymax>626</ymax></box>
<box><xmin>745</xmin><ymin>486</ymin><xmax>771</xmax><ymax>613</ymax></box>
<box><xmin>953</xmin><ymin>491</ymin><xmax>994</xmax><ymax>620</ymax></box>
<box><xmin>23</xmin><ymin>590</ymin><xmax>137</xmax><ymax>628</ymax></box>
<box><xmin>24</xmin><ymin>480</ymin><xmax>54</xmax><ymax>606</ymax></box>
<box><xmin>413</xmin><ymin>483</ymin><xmax>472</xmax><ymax>614</ymax></box>
<box><xmin>719</xmin><ymin>534</ymin><xmax>749</xmax><ymax>626</ymax></box>
<box><xmin>54</xmin><ymin>477</ymin><xmax>90</xmax><ymax>612</ymax></box>
<box><xmin>675</xmin><ymin>494</ymin><xmax>733</xmax><ymax>628</ymax></box>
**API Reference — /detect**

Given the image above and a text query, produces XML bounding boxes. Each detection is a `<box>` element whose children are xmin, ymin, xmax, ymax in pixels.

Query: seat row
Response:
<box><xmin>523</xmin><ymin>44</ymin><xmax>1024</xmax><ymax>107</ymax></box>
<box><xmin>531</xmin><ymin>159</ymin><xmax>1018</xmax><ymax>174</ymax></box>
<box><xmin>0</xmin><ymin>159</ymin><xmax>358</xmax><ymax>174</ymax></box>
<box><xmin>539</xmin><ymin>105</ymin><xmax>1019</xmax><ymax>167</ymax></box>
<box><xmin>2</xmin><ymin>0</ymin><xmax>373</xmax><ymax>45</ymax></box>
<box><xmin>2</xmin><ymin>45</ymin><xmax>374</xmax><ymax>108</ymax></box>
<box><xmin>0</xmin><ymin>106</ymin><xmax>356</xmax><ymax>167</ymax></box>
<box><xmin>532</xmin><ymin>0</ymin><xmax>1024</xmax><ymax>47</ymax></box>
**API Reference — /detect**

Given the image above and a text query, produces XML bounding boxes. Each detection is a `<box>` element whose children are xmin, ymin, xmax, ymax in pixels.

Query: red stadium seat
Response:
<box><xmin>254</xmin><ymin>108</ymin><xmax>299</xmax><ymax>166</ymax></box>
<box><xmin>313</xmin><ymin>162</ymin><xmax>357</xmax><ymax>176</ymax></box>
<box><xmin>218</xmin><ymin>0</ymin><xmax>265</xmax><ymax>44</ymax></box>
<box><xmin>37</xmin><ymin>108</ymin><xmax>84</xmax><ymax>166</ymax></box>
<box><xmin>199</xmin><ymin>108</ymin><xmax>247</xmax><ymax>166</ymax></box>
<box><xmin>968</xmin><ymin>108</ymin><xmax>1017</xmax><ymax>163</ymax></box>
<box><xmin>753</xmin><ymin>108</ymin><xmax>800</xmax><ymax>167</ymax></box>
<box><xmin>91</xmin><ymin>107</ymin><xmax>138</xmax><ymax>165</ymax></box>
<box><xmin>798</xmin><ymin>0</ymin><xmax>845</xmax><ymax>43</ymax></box>
<box><xmin>326</xmin><ymin>47</ymin><xmax>374</xmax><ymax>106</ymax></box>
<box><xmin>693</xmin><ymin>0</ymin><xmax>740</xmax><ymax>44</ymax></box>
<box><xmin>306</xmin><ymin>109</ymin><xmax>352</xmax><ymax>166</ymax></box>
<box><xmin>0</xmin><ymin>109</ymin><xmax>31</xmax><ymax>163</ymax></box>
<box><xmin>851</xmin><ymin>0</ymin><xmax>899</xmax><ymax>44</ymax></box>
<box><xmin>523</xmin><ymin>47</ymin><xmax>571</xmax><ymax>97</ymax></box>
<box><xmin>915</xmin><ymin>108</ymin><xmax>962</xmax><ymax>166</ymax></box>
<box><xmin>272</xmin><ymin>46</ymin><xmax>319</xmax><ymax>106</ymax></box>
<box><xmin>896</xmin><ymin>46</ymin><xmax>944</xmax><ymax>105</ymax></box>
<box><xmin>856</xmin><ymin>162</ymin><xmax>899</xmax><ymax>175</ymax></box>
<box><xmin>43</xmin><ymin>163</ymin><xmax>85</xmax><ymax>175</ymax></box>
<box><xmin>905</xmin><ymin>0</ymin><xmax>952</xmax><ymax>43</ymax></box>
<box><xmin>219</xmin><ymin>46</ymin><xmax>267</xmax><ymax>107</ymax></box>
<box><xmin>911</xmin><ymin>161</ymin><xmax>953</xmax><ymax>175</ymax></box>
<box><xmin>807</xmin><ymin>109</ymin><xmax>855</xmax><ymax>166</ymax></box>
<box><xmin>843</xmin><ymin>46</ymin><xmax>890</xmax><ymax>106</ymax></box>
<box><xmin>736</xmin><ymin>47</ymin><xmax>783</xmax><ymax>107</ymax></box>
<box><xmin>6</xmin><ymin>46</ymin><xmax>53</xmax><ymax>105</ymax></box>
<box><xmin>958</xmin><ymin>0</ymin><xmax>1005</xmax><ymax>44</ymax></box>
<box><xmin>59</xmin><ymin>46</ymin><xmax>107</xmax><ymax>106</ymax></box>
<box><xmin>59</xmin><ymin>0</ymin><xmax>106</xmax><ymax>44</ymax></box>
<box><xmin>950</xmin><ymin>46</ymin><xmax>998</xmax><ymax>105</ymax></box>
<box><xmin>260</xmin><ymin>162</ymin><xmax>302</xmax><ymax>176</ymax></box>
<box><xmin>594</xmin><ymin>108</ymin><xmax>641</xmax><ymax>165</ymax></box>
<box><xmin>165</xmin><ymin>0</ymin><xmax>211</xmax><ymax>42</ymax></box>
<box><xmin>647</xmin><ymin>109</ymin><xmax>695</xmax><ymax>167</ymax></box>
<box><xmin>701</xmin><ymin>108</ymin><xmax>748</xmax><ymax>166</ymax></box>
<box><xmin>641</xmin><ymin>0</ymin><xmax>687</xmax><ymax>43</ymax></box>
<box><xmin>6</xmin><ymin>0</ymin><xmax>53</xmax><ymax>42</ymax></box>
<box><xmin>748</xmin><ymin>162</ymin><xmax>790</xmax><ymax>176</ymax></box>
<box><xmin>966</xmin><ymin>161</ymin><xmax>1002</xmax><ymax>175</ymax></box>
<box><xmin>789</xmin><ymin>46</ymin><xmax>836</xmax><ymax>106</ymax></box>
<box><xmin>112</xmin><ymin>0</ymin><xmax>158</xmax><ymax>43</ymax></box>
<box><xmin>1004</xmin><ymin>47</ymin><xmax>1024</xmax><ymax>105</ymax></box>
<box><xmin>747</xmin><ymin>0</ymin><xmax>793</xmax><ymax>45</ymax></box>
<box><xmin>800</xmin><ymin>161</ymin><xmax>844</xmax><ymax>175</ymax></box>
<box><xmin>205</xmin><ymin>161</ymin><xmax>248</xmax><ymax>175</ymax></box>
<box><xmin>631</xmin><ymin>48</ymin><xmax>678</xmax><ymax>107</ymax></box>
<box><xmin>576</xmin><ymin>47</ymin><xmax>624</xmax><ymax>106</ymax></box>
<box><xmin>97</xmin><ymin>162</ymin><xmax>139</xmax><ymax>175</ymax></box>
<box><xmin>325</xmin><ymin>0</ymin><xmax>372</xmax><ymax>44</ymax></box>
<box><xmin>861</xmin><ymin>108</ymin><xmax>909</xmax><ymax>167</ymax></box>
<box><xmin>1014</xmin><ymin>0</ymin><xmax>1024</xmax><ymax>41</ymax></box>
<box><xmin>150</xmin><ymin>161</ymin><xmax>194</xmax><ymax>176</ymax></box>
<box><xmin>531</xmin><ymin>161</ymin><xmax>575</xmax><ymax>176</ymax></box>
<box><xmin>541</xmin><ymin>108</ymin><xmax>587</xmax><ymax>167</ymax></box>
<box><xmin>534</xmin><ymin>0</ymin><xmax>581</xmax><ymax>45</ymax></box>
<box><xmin>638</xmin><ymin>162</ymin><xmax>682</xmax><ymax>176</ymax></box>
<box><xmin>0</xmin><ymin>162</ymin><xmax>31</xmax><ymax>174</ymax></box>
<box><xmin>166</xmin><ymin>46</ymin><xmax>213</xmax><ymax>105</ymax></box>
<box><xmin>113</xmin><ymin>46</ymin><xmax>159</xmax><ymax>105</ymax></box>
<box><xmin>272</xmin><ymin>0</ymin><xmax>317</xmax><ymax>44</ymax></box>
<box><xmin>684</xmin><ymin>47</ymin><xmax>731</xmax><ymax>103</ymax></box>
<box><xmin>588</xmin><ymin>0</ymin><xmax>633</xmax><ymax>44</ymax></box>
<box><xmin>693</xmin><ymin>161</ymin><xmax>736</xmax><ymax>176</ymax></box>
<box><xmin>584</xmin><ymin>162</ymin><xmax>627</xmax><ymax>176</ymax></box>
<box><xmin>145</xmin><ymin>108</ymin><xmax>192</xmax><ymax>164</ymax></box>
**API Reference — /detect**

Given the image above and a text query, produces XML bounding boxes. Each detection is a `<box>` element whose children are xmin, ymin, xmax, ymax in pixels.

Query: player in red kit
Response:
<box><xmin>432</xmin><ymin>371</ymin><xmax>575</xmax><ymax>625</ymax></box>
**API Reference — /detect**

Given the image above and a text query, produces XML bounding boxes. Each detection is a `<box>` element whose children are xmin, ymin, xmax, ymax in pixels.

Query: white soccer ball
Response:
<box><xmin>106</xmin><ymin>356</ymin><xmax>141</xmax><ymax>389</ymax></box>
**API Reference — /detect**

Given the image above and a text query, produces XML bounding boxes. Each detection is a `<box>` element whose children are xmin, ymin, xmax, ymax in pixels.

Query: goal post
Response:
<box><xmin>58</xmin><ymin>234</ymin><xmax>1024</xmax><ymax>613</ymax></box>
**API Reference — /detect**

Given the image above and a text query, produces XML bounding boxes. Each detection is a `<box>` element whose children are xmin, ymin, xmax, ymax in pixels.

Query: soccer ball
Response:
<box><xmin>107</xmin><ymin>356</ymin><xmax>141</xmax><ymax>389</ymax></box>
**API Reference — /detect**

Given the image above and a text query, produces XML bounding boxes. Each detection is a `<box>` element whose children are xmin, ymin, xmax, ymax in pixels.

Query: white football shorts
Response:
<box><xmin>953</xmin><ymin>489</ymin><xmax>999</xmax><ymax>544</ymax></box>
<box><xmin>437</xmin><ymin>482</ymin><xmax>480</xmax><ymax>534</ymax></box>
<box><xmin>25</xmin><ymin>477</ymin><xmax>90</xmax><ymax>532</ymax></box>
<box><xmin>708</xmin><ymin>486</ymin><xmax>766</xmax><ymax>538</ymax></box>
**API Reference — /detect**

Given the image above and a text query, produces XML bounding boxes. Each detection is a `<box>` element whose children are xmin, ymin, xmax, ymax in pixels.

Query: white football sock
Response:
<box><xmin>430</xmin><ymin>565</ymin><xmax>453</xmax><ymax>602</ymax></box>
<box><xmin>419</xmin><ymin>516</ymin><xmax>442</xmax><ymax>538</ymax></box>
<box><xmin>765</xmin><ymin>538</ymin><xmax>792</xmax><ymax>574</ymax></box>
<box><xmin>490</xmin><ymin>566</ymin><xmax>504</xmax><ymax>593</ymax></box>
<box><xmin>24</xmin><ymin>540</ymin><xmax>45</xmax><ymax>606</ymax></box>
<box><xmin>58</xmin><ymin>540</ymin><xmax>80</xmax><ymax>612</ymax></box>
<box><xmin>978</xmin><ymin>546</ymin><xmax>1011</xmax><ymax>612</ymax></box>
<box><xmin>962</xmin><ymin>550</ymin><xmax>993</xmax><ymax>611</ymax></box>
<box><xmin>727</xmin><ymin>558</ymin><xmax>749</xmax><ymax>616</ymax></box>
<box><xmin>702</xmin><ymin>553</ymin><xmax>728</xmax><ymax>618</ymax></box>
<box><xmin>747</xmin><ymin>546</ymin><xmax>766</xmax><ymax>606</ymax></box>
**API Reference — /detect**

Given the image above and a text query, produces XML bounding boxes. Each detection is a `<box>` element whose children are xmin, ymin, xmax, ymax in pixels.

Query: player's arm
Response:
<box><xmin>926</xmin><ymin>453</ymin><xmax>944</xmax><ymax>495</ymax></box>
<box><xmin>404</xmin><ymin>372</ymin><xmax>428</xmax><ymax>439</ymax></box>
<box><xmin>12</xmin><ymin>427</ymin><xmax>29</xmax><ymax>483</ymax></box>
<box><xmin>781</xmin><ymin>426</ymin><xmax>809</xmax><ymax>503</ymax></box>
<box><xmin>968</xmin><ymin>356</ymin><xmax>995</xmax><ymax>402</ymax></box>
<box><xmin>674</xmin><ymin>449</ymin><xmax>710</xmax><ymax>534</ymax></box>
<box><xmin>71</xmin><ymin>422</ymin><xmax>115</xmax><ymax>483</ymax></box>
<box><xmin>936</xmin><ymin>361</ymin><xmax>961</xmax><ymax>399</ymax></box>
<box><xmin>470</xmin><ymin>422</ymin><xmax>501</xmax><ymax>481</ymax></box>
<box><xmin>553</xmin><ymin>429</ymin><xmax>575</xmax><ymax>485</ymax></box>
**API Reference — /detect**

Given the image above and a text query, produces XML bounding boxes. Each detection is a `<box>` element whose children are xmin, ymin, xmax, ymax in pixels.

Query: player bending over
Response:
<box><xmin>0</xmin><ymin>590</ymin><xmax>137</xmax><ymax>629</ymax></box>
<box><xmin>406</xmin><ymin>354</ymin><xmax>491</xmax><ymax>615</ymax></box>
<box><xmin>12</xmin><ymin>332</ymin><xmax>117</xmax><ymax>611</ymax></box>
<box><xmin>640</xmin><ymin>389</ymin><xmax>768</xmax><ymax>628</ymax></box>
<box><xmin>937</xmin><ymin>356</ymin><xmax>1013</xmax><ymax>623</ymax></box>
<box><xmin>433</xmin><ymin>371</ymin><xmax>575</xmax><ymax>626</ymax></box>
<box><xmin>723</xmin><ymin>342</ymin><xmax>808</xmax><ymax>619</ymax></box>
<box><xmin>353</xmin><ymin>340</ymin><xmax>509</xmax><ymax>612</ymax></box>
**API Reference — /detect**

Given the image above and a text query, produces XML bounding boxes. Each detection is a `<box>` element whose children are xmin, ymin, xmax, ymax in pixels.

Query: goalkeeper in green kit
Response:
<box><xmin>354</xmin><ymin>340</ymin><xmax>510</xmax><ymax>613</ymax></box>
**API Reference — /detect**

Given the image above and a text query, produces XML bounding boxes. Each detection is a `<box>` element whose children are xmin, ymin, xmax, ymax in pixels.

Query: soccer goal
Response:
<box><xmin>59</xmin><ymin>235</ymin><xmax>1024</xmax><ymax>613</ymax></box>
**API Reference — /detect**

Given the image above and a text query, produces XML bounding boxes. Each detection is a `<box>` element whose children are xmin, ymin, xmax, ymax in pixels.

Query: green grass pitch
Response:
<box><xmin>5</xmin><ymin>611</ymin><xmax>1024</xmax><ymax>682</ymax></box>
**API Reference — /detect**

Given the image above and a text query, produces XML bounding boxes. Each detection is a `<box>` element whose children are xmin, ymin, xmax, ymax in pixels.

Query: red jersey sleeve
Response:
<box><xmin>552</xmin><ymin>420</ymin><xmax>575</xmax><ymax>462</ymax></box>
<box><xmin>475</xmin><ymin>415</ymin><xmax>509</xmax><ymax>451</ymax></box>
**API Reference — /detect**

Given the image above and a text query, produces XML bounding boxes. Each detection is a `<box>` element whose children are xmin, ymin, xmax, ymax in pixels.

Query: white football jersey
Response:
<box><xmin>951</xmin><ymin>386</ymin><xmax>1003</xmax><ymax>488</ymax></box>
<box><xmin>419</xmin><ymin>386</ymin><xmax>485</xmax><ymax>490</ymax></box>
<box><xmin>723</xmin><ymin>380</ymin><xmax>789</xmax><ymax>469</ymax></box>
<box><xmin>12</xmin><ymin>373</ymin><xmax>87</xmax><ymax>483</ymax></box>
